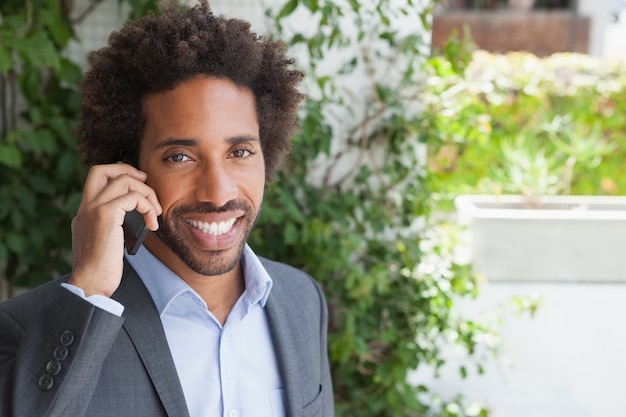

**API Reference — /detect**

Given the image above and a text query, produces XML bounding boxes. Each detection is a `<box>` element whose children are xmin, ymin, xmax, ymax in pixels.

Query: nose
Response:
<box><xmin>193</xmin><ymin>161</ymin><xmax>238</xmax><ymax>207</ymax></box>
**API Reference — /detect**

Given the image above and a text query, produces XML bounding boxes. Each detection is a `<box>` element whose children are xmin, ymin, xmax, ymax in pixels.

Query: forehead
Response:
<box><xmin>141</xmin><ymin>76</ymin><xmax>259</xmax><ymax>145</ymax></box>
<box><xmin>143</xmin><ymin>76</ymin><xmax>256</xmax><ymax>116</ymax></box>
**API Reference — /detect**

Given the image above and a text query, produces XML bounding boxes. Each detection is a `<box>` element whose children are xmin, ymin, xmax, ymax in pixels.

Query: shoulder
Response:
<box><xmin>259</xmin><ymin>257</ymin><xmax>327</xmax><ymax>310</ymax></box>
<box><xmin>260</xmin><ymin>257</ymin><xmax>322</xmax><ymax>292</ymax></box>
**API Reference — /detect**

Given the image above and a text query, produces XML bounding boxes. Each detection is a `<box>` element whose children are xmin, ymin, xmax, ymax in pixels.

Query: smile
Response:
<box><xmin>185</xmin><ymin>218</ymin><xmax>237</xmax><ymax>236</ymax></box>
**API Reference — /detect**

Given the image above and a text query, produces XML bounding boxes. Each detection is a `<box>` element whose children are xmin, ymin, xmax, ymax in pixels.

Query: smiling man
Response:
<box><xmin>0</xmin><ymin>2</ymin><xmax>334</xmax><ymax>417</ymax></box>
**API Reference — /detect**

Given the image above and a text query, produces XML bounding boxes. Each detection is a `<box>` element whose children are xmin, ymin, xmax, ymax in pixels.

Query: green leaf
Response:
<box><xmin>14</xmin><ymin>31</ymin><xmax>61</xmax><ymax>70</ymax></box>
<box><xmin>0</xmin><ymin>195</ymin><xmax>11</xmax><ymax>220</ymax></box>
<box><xmin>29</xmin><ymin>107</ymin><xmax>44</xmax><ymax>125</ymax></box>
<box><xmin>28</xmin><ymin>174</ymin><xmax>56</xmax><ymax>196</ymax></box>
<box><xmin>0</xmin><ymin>244</ymin><xmax>7</xmax><ymax>263</ymax></box>
<box><xmin>302</xmin><ymin>0</ymin><xmax>318</xmax><ymax>12</ymax></box>
<box><xmin>63</xmin><ymin>191</ymin><xmax>83</xmax><ymax>215</ymax></box>
<box><xmin>21</xmin><ymin>129</ymin><xmax>58</xmax><ymax>155</ymax></box>
<box><xmin>40</xmin><ymin>0</ymin><xmax>73</xmax><ymax>47</ymax></box>
<box><xmin>0</xmin><ymin>143</ymin><xmax>22</xmax><ymax>169</ymax></box>
<box><xmin>0</xmin><ymin>45</ymin><xmax>15</xmax><ymax>76</ymax></box>
<box><xmin>56</xmin><ymin>151</ymin><xmax>79</xmax><ymax>181</ymax></box>
<box><xmin>17</xmin><ymin>67</ymin><xmax>42</xmax><ymax>102</ymax></box>
<box><xmin>10</xmin><ymin>210</ymin><xmax>25</xmax><ymax>231</ymax></box>
<box><xmin>290</xmin><ymin>33</ymin><xmax>306</xmax><ymax>45</ymax></box>
<box><xmin>277</xmin><ymin>0</ymin><xmax>299</xmax><ymax>20</ymax></box>
<box><xmin>6</xmin><ymin>232</ymin><xmax>27</xmax><ymax>255</ymax></box>
<box><xmin>14</xmin><ymin>187</ymin><xmax>36</xmax><ymax>214</ymax></box>
<box><xmin>284</xmin><ymin>222</ymin><xmax>298</xmax><ymax>244</ymax></box>
<box><xmin>56</xmin><ymin>58</ymin><xmax>83</xmax><ymax>84</ymax></box>
<box><xmin>26</xmin><ymin>227</ymin><xmax>46</xmax><ymax>248</ymax></box>
<box><xmin>1</xmin><ymin>14</ymin><xmax>27</xmax><ymax>31</ymax></box>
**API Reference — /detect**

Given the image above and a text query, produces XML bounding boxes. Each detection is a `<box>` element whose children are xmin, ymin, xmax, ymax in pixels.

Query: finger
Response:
<box><xmin>117</xmin><ymin>191</ymin><xmax>162</xmax><ymax>231</ymax></box>
<box><xmin>87</xmin><ymin>175</ymin><xmax>161</xmax><ymax>213</ymax></box>
<box><xmin>82</xmin><ymin>163</ymin><xmax>148</xmax><ymax>203</ymax></box>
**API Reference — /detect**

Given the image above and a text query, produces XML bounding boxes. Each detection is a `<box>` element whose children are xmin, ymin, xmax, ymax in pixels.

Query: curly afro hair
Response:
<box><xmin>76</xmin><ymin>0</ymin><xmax>304</xmax><ymax>182</ymax></box>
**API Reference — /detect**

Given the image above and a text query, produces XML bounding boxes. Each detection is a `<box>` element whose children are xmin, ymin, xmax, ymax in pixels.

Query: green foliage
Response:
<box><xmin>1</xmin><ymin>0</ymin><xmax>83</xmax><ymax>294</ymax></box>
<box><xmin>0</xmin><ymin>0</ymin><xmax>159</xmax><ymax>298</ymax></box>
<box><xmin>252</xmin><ymin>0</ymin><xmax>498</xmax><ymax>415</ymax></box>
<box><xmin>426</xmin><ymin>51</ymin><xmax>626</xmax><ymax>206</ymax></box>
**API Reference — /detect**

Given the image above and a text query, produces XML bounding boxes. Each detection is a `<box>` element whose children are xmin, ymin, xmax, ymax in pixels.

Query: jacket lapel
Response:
<box><xmin>113</xmin><ymin>263</ymin><xmax>190</xmax><ymax>417</ymax></box>
<box><xmin>266</xmin><ymin>297</ymin><xmax>304</xmax><ymax>417</ymax></box>
<box><xmin>264</xmin><ymin>261</ymin><xmax>306</xmax><ymax>417</ymax></box>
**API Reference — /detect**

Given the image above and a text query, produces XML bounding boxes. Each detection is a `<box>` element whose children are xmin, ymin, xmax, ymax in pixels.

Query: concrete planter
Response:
<box><xmin>455</xmin><ymin>194</ymin><xmax>626</xmax><ymax>282</ymax></box>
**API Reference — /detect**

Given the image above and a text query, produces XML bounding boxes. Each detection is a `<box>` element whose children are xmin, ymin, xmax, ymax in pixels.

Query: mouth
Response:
<box><xmin>184</xmin><ymin>218</ymin><xmax>238</xmax><ymax>237</ymax></box>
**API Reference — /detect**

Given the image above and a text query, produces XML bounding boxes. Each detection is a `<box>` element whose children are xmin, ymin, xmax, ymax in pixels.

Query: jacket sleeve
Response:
<box><xmin>0</xmin><ymin>282</ymin><xmax>124</xmax><ymax>417</ymax></box>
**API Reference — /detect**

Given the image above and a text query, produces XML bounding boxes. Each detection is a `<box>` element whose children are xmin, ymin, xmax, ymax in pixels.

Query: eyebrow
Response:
<box><xmin>154</xmin><ymin>135</ymin><xmax>260</xmax><ymax>149</ymax></box>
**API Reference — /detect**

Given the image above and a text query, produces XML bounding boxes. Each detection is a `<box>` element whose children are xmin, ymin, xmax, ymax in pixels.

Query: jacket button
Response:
<box><xmin>46</xmin><ymin>360</ymin><xmax>62</xmax><ymax>376</ymax></box>
<box><xmin>53</xmin><ymin>345</ymin><xmax>68</xmax><ymax>361</ymax></box>
<box><xmin>38</xmin><ymin>374</ymin><xmax>54</xmax><ymax>391</ymax></box>
<box><xmin>60</xmin><ymin>330</ymin><xmax>74</xmax><ymax>347</ymax></box>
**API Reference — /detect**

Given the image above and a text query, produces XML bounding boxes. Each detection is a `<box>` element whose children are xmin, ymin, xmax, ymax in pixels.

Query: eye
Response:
<box><xmin>230</xmin><ymin>148</ymin><xmax>255</xmax><ymax>158</ymax></box>
<box><xmin>165</xmin><ymin>152</ymin><xmax>192</xmax><ymax>163</ymax></box>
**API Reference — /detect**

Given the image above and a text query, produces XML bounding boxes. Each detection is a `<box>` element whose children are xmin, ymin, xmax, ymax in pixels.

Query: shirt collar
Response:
<box><xmin>125</xmin><ymin>243</ymin><xmax>273</xmax><ymax>317</ymax></box>
<box><xmin>240</xmin><ymin>244</ymin><xmax>273</xmax><ymax>306</ymax></box>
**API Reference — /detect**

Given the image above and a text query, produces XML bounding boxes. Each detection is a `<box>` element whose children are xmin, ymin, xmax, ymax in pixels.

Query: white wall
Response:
<box><xmin>409</xmin><ymin>282</ymin><xmax>626</xmax><ymax>417</ymax></box>
<box><xmin>604</xmin><ymin>5</ymin><xmax>626</xmax><ymax>57</ymax></box>
<box><xmin>65</xmin><ymin>0</ymin><xmax>130</xmax><ymax>67</ymax></box>
<box><xmin>66</xmin><ymin>0</ymin><xmax>271</xmax><ymax>67</ymax></box>
<box><xmin>577</xmin><ymin>0</ymin><xmax>611</xmax><ymax>56</ymax></box>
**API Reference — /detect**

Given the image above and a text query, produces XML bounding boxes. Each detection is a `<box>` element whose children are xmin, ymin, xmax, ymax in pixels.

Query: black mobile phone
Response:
<box><xmin>121</xmin><ymin>153</ymin><xmax>149</xmax><ymax>255</ymax></box>
<box><xmin>123</xmin><ymin>209</ymin><xmax>149</xmax><ymax>255</ymax></box>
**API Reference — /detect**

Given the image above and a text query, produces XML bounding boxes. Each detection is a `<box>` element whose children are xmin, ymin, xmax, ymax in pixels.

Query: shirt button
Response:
<box><xmin>60</xmin><ymin>330</ymin><xmax>75</xmax><ymax>346</ymax></box>
<box><xmin>46</xmin><ymin>360</ymin><xmax>62</xmax><ymax>376</ymax></box>
<box><xmin>53</xmin><ymin>345</ymin><xmax>68</xmax><ymax>361</ymax></box>
<box><xmin>38</xmin><ymin>374</ymin><xmax>54</xmax><ymax>391</ymax></box>
<box><xmin>228</xmin><ymin>409</ymin><xmax>239</xmax><ymax>417</ymax></box>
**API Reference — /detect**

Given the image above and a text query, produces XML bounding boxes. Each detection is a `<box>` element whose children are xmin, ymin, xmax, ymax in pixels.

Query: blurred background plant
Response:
<box><xmin>0</xmin><ymin>0</ymin><xmax>159</xmax><ymax>299</ymax></box>
<box><xmin>425</xmin><ymin>50</ymin><xmax>626</xmax><ymax>209</ymax></box>
<box><xmin>250</xmin><ymin>1</ymin><xmax>506</xmax><ymax>415</ymax></box>
<box><xmin>1</xmin><ymin>0</ymin><xmax>85</xmax><ymax>298</ymax></box>
<box><xmin>481</xmin><ymin>115</ymin><xmax>615</xmax><ymax>206</ymax></box>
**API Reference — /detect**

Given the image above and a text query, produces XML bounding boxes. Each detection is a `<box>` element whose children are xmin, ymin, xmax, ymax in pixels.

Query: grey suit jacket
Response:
<box><xmin>0</xmin><ymin>258</ymin><xmax>333</xmax><ymax>417</ymax></box>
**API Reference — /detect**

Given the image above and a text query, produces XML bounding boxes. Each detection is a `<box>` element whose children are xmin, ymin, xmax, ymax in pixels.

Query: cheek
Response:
<box><xmin>146</xmin><ymin>177</ymin><xmax>183</xmax><ymax>213</ymax></box>
<box><xmin>252</xmin><ymin>185</ymin><xmax>264</xmax><ymax>210</ymax></box>
<box><xmin>242</xmin><ymin>166</ymin><xmax>266</xmax><ymax>207</ymax></box>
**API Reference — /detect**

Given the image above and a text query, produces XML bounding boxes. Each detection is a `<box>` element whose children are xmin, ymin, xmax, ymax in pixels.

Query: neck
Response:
<box><xmin>183</xmin><ymin>264</ymin><xmax>245</xmax><ymax>325</ymax></box>
<box><xmin>144</xmin><ymin>234</ymin><xmax>245</xmax><ymax>325</ymax></box>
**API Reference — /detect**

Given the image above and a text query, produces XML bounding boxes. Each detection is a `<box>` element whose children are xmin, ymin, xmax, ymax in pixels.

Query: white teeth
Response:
<box><xmin>186</xmin><ymin>218</ymin><xmax>237</xmax><ymax>236</ymax></box>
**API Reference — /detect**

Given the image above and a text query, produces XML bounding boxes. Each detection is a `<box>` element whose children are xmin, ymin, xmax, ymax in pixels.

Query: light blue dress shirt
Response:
<box><xmin>125</xmin><ymin>244</ymin><xmax>285</xmax><ymax>417</ymax></box>
<box><xmin>64</xmin><ymin>244</ymin><xmax>285</xmax><ymax>417</ymax></box>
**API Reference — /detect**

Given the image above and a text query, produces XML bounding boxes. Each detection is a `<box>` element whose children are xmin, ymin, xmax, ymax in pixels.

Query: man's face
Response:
<box><xmin>138</xmin><ymin>76</ymin><xmax>264</xmax><ymax>277</ymax></box>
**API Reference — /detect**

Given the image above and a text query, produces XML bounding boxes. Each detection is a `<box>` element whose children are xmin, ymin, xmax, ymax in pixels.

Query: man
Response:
<box><xmin>0</xmin><ymin>1</ymin><xmax>334</xmax><ymax>416</ymax></box>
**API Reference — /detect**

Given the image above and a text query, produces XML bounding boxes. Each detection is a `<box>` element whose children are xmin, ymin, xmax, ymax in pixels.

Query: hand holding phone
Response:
<box><xmin>69</xmin><ymin>162</ymin><xmax>161</xmax><ymax>297</ymax></box>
